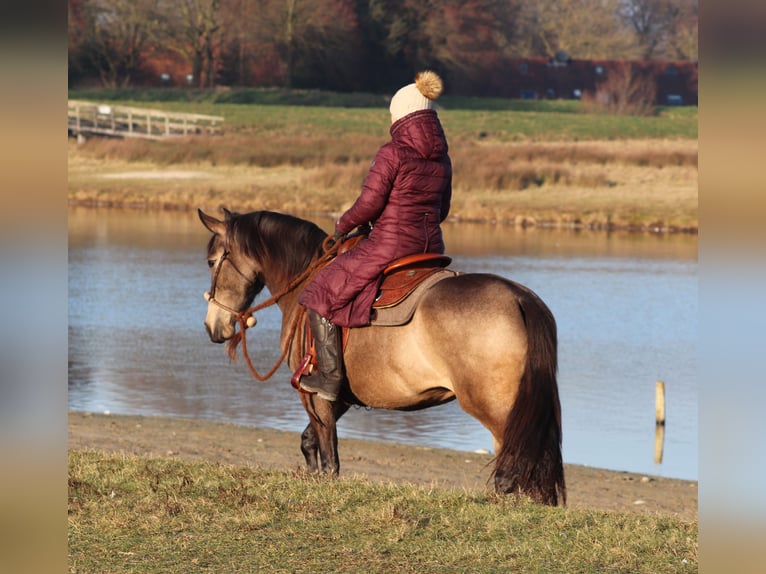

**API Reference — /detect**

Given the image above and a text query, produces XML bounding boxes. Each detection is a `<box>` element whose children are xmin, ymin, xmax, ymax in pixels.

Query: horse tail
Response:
<box><xmin>492</xmin><ymin>286</ymin><xmax>566</xmax><ymax>506</ymax></box>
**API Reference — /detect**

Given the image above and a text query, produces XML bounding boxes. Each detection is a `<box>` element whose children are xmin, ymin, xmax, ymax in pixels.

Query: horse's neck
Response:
<box><xmin>261</xmin><ymin>245</ymin><xmax>323</xmax><ymax>305</ymax></box>
<box><xmin>258</xmin><ymin>261</ymin><xmax>305</xmax><ymax>328</ymax></box>
<box><xmin>274</xmin><ymin>289</ymin><xmax>301</xmax><ymax>320</ymax></box>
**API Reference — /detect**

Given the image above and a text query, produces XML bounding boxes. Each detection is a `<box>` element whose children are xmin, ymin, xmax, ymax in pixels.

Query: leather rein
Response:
<box><xmin>204</xmin><ymin>234</ymin><xmax>343</xmax><ymax>381</ymax></box>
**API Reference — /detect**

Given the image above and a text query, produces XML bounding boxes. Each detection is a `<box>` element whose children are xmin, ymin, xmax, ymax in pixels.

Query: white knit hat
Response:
<box><xmin>389</xmin><ymin>70</ymin><xmax>443</xmax><ymax>123</ymax></box>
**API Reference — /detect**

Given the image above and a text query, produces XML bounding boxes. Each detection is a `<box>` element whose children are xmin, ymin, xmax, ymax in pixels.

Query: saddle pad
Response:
<box><xmin>371</xmin><ymin>269</ymin><xmax>458</xmax><ymax>327</ymax></box>
<box><xmin>374</xmin><ymin>266</ymin><xmax>444</xmax><ymax>309</ymax></box>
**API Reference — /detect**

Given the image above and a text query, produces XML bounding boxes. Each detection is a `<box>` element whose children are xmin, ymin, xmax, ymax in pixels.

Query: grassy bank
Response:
<box><xmin>68</xmin><ymin>89</ymin><xmax>697</xmax><ymax>231</ymax></box>
<box><xmin>69</xmin><ymin>450</ymin><xmax>697</xmax><ymax>573</ymax></box>
<box><xmin>69</xmin><ymin>87</ymin><xmax>698</xmax><ymax>140</ymax></box>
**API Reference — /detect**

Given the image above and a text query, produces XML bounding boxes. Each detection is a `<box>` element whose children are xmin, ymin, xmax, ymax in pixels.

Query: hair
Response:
<box><xmin>492</xmin><ymin>283</ymin><xmax>565</xmax><ymax>506</ymax></box>
<box><xmin>228</xmin><ymin>211</ymin><xmax>327</xmax><ymax>287</ymax></box>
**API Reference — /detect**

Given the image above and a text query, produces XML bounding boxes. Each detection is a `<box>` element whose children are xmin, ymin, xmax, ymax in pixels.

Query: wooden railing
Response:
<box><xmin>68</xmin><ymin>100</ymin><xmax>224</xmax><ymax>140</ymax></box>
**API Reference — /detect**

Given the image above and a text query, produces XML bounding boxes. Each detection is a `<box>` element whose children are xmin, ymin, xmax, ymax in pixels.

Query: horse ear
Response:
<box><xmin>198</xmin><ymin>209</ymin><xmax>226</xmax><ymax>235</ymax></box>
<box><xmin>222</xmin><ymin>207</ymin><xmax>233</xmax><ymax>221</ymax></box>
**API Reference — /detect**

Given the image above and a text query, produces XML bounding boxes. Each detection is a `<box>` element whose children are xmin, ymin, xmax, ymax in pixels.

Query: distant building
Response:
<box><xmin>486</xmin><ymin>55</ymin><xmax>697</xmax><ymax>106</ymax></box>
<box><xmin>89</xmin><ymin>49</ymin><xmax>698</xmax><ymax>106</ymax></box>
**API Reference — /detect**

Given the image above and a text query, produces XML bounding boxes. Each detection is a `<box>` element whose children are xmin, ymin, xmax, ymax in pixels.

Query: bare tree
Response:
<box><xmin>517</xmin><ymin>0</ymin><xmax>637</xmax><ymax>60</ymax></box>
<box><xmin>428</xmin><ymin>1</ymin><xmax>521</xmax><ymax>65</ymax></box>
<box><xmin>619</xmin><ymin>0</ymin><xmax>681</xmax><ymax>60</ymax></box>
<box><xmin>76</xmin><ymin>0</ymin><xmax>164</xmax><ymax>87</ymax></box>
<box><xmin>365</xmin><ymin>0</ymin><xmax>523</xmax><ymax>92</ymax></box>
<box><xmin>218</xmin><ymin>0</ymin><xmax>260</xmax><ymax>85</ymax></box>
<box><xmin>666</xmin><ymin>0</ymin><xmax>697</xmax><ymax>60</ymax></box>
<box><xmin>160</xmin><ymin>0</ymin><xmax>222</xmax><ymax>88</ymax></box>
<box><xmin>69</xmin><ymin>0</ymin><xmax>89</xmax><ymax>83</ymax></box>
<box><xmin>266</xmin><ymin>0</ymin><xmax>359</xmax><ymax>88</ymax></box>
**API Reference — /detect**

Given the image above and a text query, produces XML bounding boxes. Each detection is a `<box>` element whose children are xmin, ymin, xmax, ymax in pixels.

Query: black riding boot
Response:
<box><xmin>300</xmin><ymin>310</ymin><xmax>344</xmax><ymax>401</ymax></box>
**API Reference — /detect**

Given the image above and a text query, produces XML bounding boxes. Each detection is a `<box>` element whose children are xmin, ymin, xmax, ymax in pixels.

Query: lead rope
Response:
<box><xmin>231</xmin><ymin>233</ymin><xmax>344</xmax><ymax>381</ymax></box>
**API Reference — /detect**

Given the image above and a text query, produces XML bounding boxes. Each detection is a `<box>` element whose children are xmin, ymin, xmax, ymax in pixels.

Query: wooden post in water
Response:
<box><xmin>655</xmin><ymin>380</ymin><xmax>666</xmax><ymax>425</ymax></box>
<box><xmin>654</xmin><ymin>380</ymin><xmax>666</xmax><ymax>464</ymax></box>
<box><xmin>654</xmin><ymin>424</ymin><xmax>665</xmax><ymax>464</ymax></box>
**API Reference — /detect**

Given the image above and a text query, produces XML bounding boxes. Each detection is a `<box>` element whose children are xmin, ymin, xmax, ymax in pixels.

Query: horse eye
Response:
<box><xmin>207</xmin><ymin>260</ymin><xmax>215</xmax><ymax>268</ymax></box>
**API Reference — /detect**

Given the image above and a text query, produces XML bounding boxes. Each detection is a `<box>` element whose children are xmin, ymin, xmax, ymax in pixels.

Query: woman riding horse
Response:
<box><xmin>298</xmin><ymin>70</ymin><xmax>453</xmax><ymax>402</ymax></box>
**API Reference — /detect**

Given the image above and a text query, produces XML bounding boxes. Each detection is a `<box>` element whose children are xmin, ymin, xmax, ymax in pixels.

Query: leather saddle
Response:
<box><xmin>371</xmin><ymin>254</ymin><xmax>456</xmax><ymax>326</ymax></box>
<box><xmin>373</xmin><ymin>253</ymin><xmax>452</xmax><ymax>308</ymax></box>
<box><xmin>335</xmin><ymin>234</ymin><xmax>454</xmax><ymax>318</ymax></box>
<box><xmin>290</xmin><ymin>250</ymin><xmax>457</xmax><ymax>391</ymax></box>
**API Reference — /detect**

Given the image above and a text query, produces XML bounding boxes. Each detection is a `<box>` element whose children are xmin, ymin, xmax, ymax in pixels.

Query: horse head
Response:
<box><xmin>198</xmin><ymin>208</ymin><xmax>265</xmax><ymax>343</ymax></box>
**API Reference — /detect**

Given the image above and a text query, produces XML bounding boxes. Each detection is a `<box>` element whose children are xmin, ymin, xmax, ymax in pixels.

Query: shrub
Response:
<box><xmin>583</xmin><ymin>63</ymin><xmax>658</xmax><ymax>116</ymax></box>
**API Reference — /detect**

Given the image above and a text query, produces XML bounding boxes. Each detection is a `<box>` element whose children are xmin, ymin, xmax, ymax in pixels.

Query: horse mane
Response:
<box><xmin>228</xmin><ymin>210</ymin><xmax>328</xmax><ymax>287</ymax></box>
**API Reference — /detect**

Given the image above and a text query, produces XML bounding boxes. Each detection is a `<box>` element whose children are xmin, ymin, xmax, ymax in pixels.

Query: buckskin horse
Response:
<box><xmin>198</xmin><ymin>208</ymin><xmax>565</xmax><ymax>505</ymax></box>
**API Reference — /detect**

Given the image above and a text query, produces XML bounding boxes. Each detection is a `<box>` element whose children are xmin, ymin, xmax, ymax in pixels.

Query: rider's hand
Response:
<box><xmin>325</xmin><ymin>230</ymin><xmax>345</xmax><ymax>250</ymax></box>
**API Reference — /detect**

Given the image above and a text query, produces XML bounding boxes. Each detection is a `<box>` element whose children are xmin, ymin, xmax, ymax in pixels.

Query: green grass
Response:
<box><xmin>69</xmin><ymin>87</ymin><xmax>589</xmax><ymax>110</ymax></box>
<box><xmin>68</xmin><ymin>87</ymin><xmax>697</xmax><ymax>141</ymax></box>
<box><xmin>69</xmin><ymin>451</ymin><xmax>697</xmax><ymax>573</ymax></box>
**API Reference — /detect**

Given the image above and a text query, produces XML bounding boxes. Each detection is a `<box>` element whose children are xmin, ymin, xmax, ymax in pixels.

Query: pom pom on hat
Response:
<box><xmin>390</xmin><ymin>70</ymin><xmax>443</xmax><ymax>123</ymax></box>
<box><xmin>415</xmin><ymin>70</ymin><xmax>443</xmax><ymax>99</ymax></box>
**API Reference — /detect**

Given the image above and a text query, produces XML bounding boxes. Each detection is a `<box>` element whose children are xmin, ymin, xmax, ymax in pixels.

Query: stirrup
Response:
<box><xmin>299</xmin><ymin>376</ymin><xmax>340</xmax><ymax>402</ymax></box>
<box><xmin>290</xmin><ymin>353</ymin><xmax>314</xmax><ymax>393</ymax></box>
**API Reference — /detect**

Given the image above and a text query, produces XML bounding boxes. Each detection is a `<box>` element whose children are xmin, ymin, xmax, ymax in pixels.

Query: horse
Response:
<box><xmin>198</xmin><ymin>208</ymin><xmax>566</xmax><ymax>505</ymax></box>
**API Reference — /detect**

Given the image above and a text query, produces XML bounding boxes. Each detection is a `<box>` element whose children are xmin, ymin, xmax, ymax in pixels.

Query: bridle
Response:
<box><xmin>204</xmin><ymin>249</ymin><xmax>257</xmax><ymax>319</ymax></box>
<box><xmin>203</xmin><ymin>234</ymin><xmax>345</xmax><ymax>381</ymax></box>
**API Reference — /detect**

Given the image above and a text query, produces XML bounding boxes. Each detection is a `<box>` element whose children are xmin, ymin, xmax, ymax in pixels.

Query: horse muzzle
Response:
<box><xmin>204</xmin><ymin>309</ymin><xmax>237</xmax><ymax>343</ymax></box>
<box><xmin>205</xmin><ymin>321</ymin><xmax>228</xmax><ymax>344</ymax></box>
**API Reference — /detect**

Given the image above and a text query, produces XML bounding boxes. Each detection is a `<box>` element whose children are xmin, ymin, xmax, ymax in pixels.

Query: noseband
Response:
<box><xmin>204</xmin><ymin>249</ymin><xmax>259</xmax><ymax>326</ymax></box>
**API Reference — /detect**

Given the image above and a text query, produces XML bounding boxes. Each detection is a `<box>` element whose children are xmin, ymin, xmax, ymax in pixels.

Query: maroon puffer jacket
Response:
<box><xmin>299</xmin><ymin>109</ymin><xmax>452</xmax><ymax>327</ymax></box>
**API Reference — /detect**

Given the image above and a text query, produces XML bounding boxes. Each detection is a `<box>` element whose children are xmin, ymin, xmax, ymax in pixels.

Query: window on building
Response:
<box><xmin>521</xmin><ymin>89</ymin><xmax>536</xmax><ymax>100</ymax></box>
<box><xmin>666</xmin><ymin>94</ymin><xmax>683</xmax><ymax>105</ymax></box>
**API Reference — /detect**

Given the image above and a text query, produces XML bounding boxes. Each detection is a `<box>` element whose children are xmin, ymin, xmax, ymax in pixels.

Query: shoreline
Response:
<box><xmin>68</xmin><ymin>411</ymin><xmax>698</xmax><ymax>521</ymax></box>
<box><xmin>68</xmin><ymin>198</ymin><xmax>699</xmax><ymax>235</ymax></box>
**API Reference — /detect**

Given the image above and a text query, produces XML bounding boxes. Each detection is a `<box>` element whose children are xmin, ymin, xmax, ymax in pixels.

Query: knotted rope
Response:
<box><xmin>221</xmin><ymin>233</ymin><xmax>344</xmax><ymax>381</ymax></box>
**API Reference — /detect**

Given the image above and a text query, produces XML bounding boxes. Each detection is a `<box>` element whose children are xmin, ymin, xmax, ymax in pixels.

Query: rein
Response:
<box><xmin>205</xmin><ymin>233</ymin><xmax>343</xmax><ymax>381</ymax></box>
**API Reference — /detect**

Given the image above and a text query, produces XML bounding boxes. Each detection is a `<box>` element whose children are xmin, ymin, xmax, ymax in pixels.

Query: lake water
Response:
<box><xmin>68</xmin><ymin>207</ymin><xmax>698</xmax><ymax>480</ymax></box>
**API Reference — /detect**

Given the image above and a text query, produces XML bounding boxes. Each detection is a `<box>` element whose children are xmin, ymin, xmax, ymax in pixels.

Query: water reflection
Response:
<box><xmin>442</xmin><ymin>221</ymin><xmax>697</xmax><ymax>261</ymax></box>
<box><xmin>68</xmin><ymin>207</ymin><xmax>698</xmax><ymax>480</ymax></box>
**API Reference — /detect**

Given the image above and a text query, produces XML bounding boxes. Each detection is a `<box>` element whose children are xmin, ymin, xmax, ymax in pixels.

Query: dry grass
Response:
<box><xmin>445</xmin><ymin>139</ymin><xmax>698</xmax><ymax>229</ymax></box>
<box><xmin>69</xmin><ymin>135</ymin><xmax>697</xmax><ymax>231</ymax></box>
<box><xmin>76</xmin><ymin>132</ymin><xmax>382</xmax><ymax>168</ymax></box>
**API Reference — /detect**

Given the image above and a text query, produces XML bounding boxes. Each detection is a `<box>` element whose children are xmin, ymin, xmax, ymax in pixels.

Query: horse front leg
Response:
<box><xmin>300</xmin><ymin>423</ymin><xmax>319</xmax><ymax>473</ymax></box>
<box><xmin>299</xmin><ymin>393</ymin><xmax>350</xmax><ymax>475</ymax></box>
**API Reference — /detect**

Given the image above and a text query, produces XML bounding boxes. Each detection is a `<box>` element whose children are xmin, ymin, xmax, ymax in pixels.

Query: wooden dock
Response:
<box><xmin>68</xmin><ymin>100</ymin><xmax>224</xmax><ymax>141</ymax></box>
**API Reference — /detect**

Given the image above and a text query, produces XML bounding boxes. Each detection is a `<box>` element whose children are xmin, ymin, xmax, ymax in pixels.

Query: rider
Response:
<box><xmin>298</xmin><ymin>70</ymin><xmax>453</xmax><ymax>401</ymax></box>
